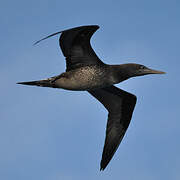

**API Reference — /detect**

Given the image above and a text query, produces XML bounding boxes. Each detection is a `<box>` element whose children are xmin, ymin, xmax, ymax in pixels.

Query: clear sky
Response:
<box><xmin>0</xmin><ymin>0</ymin><xmax>180</xmax><ymax>179</ymax></box>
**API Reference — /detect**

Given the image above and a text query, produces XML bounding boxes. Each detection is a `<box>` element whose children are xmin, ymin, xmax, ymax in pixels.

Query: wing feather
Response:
<box><xmin>33</xmin><ymin>25</ymin><xmax>104</xmax><ymax>71</ymax></box>
<box><xmin>88</xmin><ymin>85</ymin><xmax>137</xmax><ymax>170</ymax></box>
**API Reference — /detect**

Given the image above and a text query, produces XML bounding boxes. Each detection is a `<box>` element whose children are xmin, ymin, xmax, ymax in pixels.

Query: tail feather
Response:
<box><xmin>17</xmin><ymin>79</ymin><xmax>56</xmax><ymax>88</ymax></box>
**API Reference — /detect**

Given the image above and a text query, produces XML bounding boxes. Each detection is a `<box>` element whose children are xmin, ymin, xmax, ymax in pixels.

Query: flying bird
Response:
<box><xmin>17</xmin><ymin>25</ymin><xmax>165</xmax><ymax>170</ymax></box>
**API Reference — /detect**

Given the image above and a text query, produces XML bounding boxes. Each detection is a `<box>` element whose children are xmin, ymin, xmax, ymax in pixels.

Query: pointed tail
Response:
<box><xmin>17</xmin><ymin>78</ymin><xmax>56</xmax><ymax>88</ymax></box>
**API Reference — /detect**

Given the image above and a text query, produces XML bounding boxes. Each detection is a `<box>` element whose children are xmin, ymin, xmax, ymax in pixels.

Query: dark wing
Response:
<box><xmin>88</xmin><ymin>85</ymin><xmax>137</xmax><ymax>170</ymax></box>
<box><xmin>34</xmin><ymin>25</ymin><xmax>104</xmax><ymax>71</ymax></box>
<box><xmin>59</xmin><ymin>25</ymin><xmax>103</xmax><ymax>71</ymax></box>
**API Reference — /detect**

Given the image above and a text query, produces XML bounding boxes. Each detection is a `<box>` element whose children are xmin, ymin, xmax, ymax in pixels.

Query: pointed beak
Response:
<box><xmin>142</xmin><ymin>68</ymin><xmax>166</xmax><ymax>75</ymax></box>
<box><xmin>146</xmin><ymin>68</ymin><xmax>166</xmax><ymax>74</ymax></box>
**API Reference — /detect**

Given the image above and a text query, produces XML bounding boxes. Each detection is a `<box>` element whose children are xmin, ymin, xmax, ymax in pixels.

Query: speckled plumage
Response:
<box><xmin>54</xmin><ymin>64</ymin><xmax>110</xmax><ymax>90</ymax></box>
<box><xmin>17</xmin><ymin>25</ymin><xmax>165</xmax><ymax>171</ymax></box>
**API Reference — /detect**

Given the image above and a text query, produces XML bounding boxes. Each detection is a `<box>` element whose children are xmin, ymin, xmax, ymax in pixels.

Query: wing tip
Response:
<box><xmin>100</xmin><ymin>160</ymin><xmax>108</xmax><ymax>171</ymax></box>
<box><xmin>100</xmin><ymin>166</ymin><xmax>105</xmax><ymax>171</ymax></box>
<box><xmin>33</xmin><ymin>31</ymin><xmax>63</xmax><ymax>46</ymax></box>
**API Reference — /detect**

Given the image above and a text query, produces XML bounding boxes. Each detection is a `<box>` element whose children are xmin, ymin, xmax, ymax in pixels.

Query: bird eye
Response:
<box><xmin>139</xmin><ymin>65</ymin><xmax>145</xmax><ymax>69</ymax></box>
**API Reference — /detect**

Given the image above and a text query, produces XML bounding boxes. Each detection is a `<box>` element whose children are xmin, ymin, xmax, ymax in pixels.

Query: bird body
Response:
<box><xmin>17</xmin><ymin>25</ymin><xmax>165</xmax><ymax>170</ymax></box>
<box><xmin>19</xmin><ymin>63</ymin><xmax>164</xmax><ymax>91</ymax></box>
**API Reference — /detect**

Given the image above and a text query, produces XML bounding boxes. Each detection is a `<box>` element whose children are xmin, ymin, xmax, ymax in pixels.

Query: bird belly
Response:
<box><xmin>54</xmin><ymin>66</ymin><xmax>111</xmax><ymax>91</ymax></box>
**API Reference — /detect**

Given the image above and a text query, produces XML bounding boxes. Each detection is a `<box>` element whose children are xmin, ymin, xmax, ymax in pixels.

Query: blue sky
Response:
<box><xmin>0</xmin><ymin>0</ymin><xmax>180</xmax><ymax>179</ymax></box>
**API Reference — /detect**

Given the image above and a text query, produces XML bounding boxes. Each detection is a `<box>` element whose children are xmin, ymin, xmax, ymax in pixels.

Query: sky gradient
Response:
<box><xmin>1</xmin><ymin>0</ymin><xmax>180</xmax><ymax>179</ymax></box>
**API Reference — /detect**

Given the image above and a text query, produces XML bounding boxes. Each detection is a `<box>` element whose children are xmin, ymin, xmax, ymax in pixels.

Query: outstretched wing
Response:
<box><xmin>59</xmin><ymin>25</ymin><xmax>103</xmax><ymax>71</ymax></box>
<box><xmin>88</xmin><ymin>85</ymin><xmax>137</xmax><ymax>170</ymax></box>
<box><xmin>34</xmin><ymin>25</ymin><xmax>104</xmax><ymax>71</ymax></box>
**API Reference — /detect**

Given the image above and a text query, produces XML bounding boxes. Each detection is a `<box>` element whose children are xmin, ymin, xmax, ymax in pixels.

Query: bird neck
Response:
<box><xmin>110</xmin><ymin>65</ymin><xmax>134</xmax><ymax>83</ymax></box>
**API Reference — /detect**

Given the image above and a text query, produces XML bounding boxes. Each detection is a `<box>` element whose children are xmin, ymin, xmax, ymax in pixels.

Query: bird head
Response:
<box><xmin>121</xmin><ymin>63</ymin><xmax>166</xmax><ymax>77</ymax></box>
